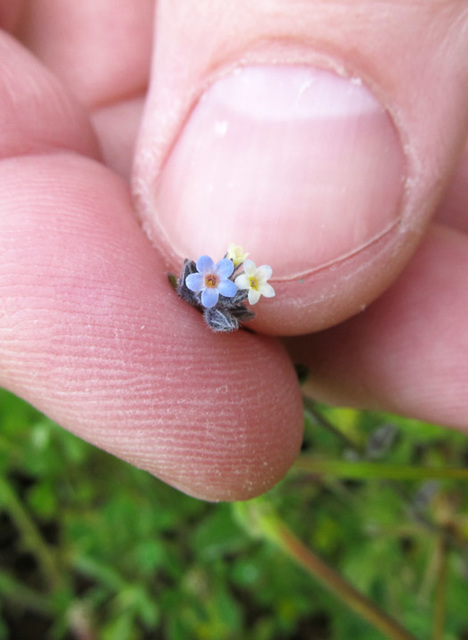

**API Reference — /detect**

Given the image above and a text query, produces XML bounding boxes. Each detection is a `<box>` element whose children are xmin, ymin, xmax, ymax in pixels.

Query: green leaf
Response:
<box><xmin>193</xmin><ymin>505</ymin><xmax>247</xmax><ymax>560</ymax></box>
<box><xmin>101</xmin><ymin>611</ymin><xmax>136</xmax><ymax>640</ymax></box>
<box><xmin>27</xmin><ymin>480</ymin><xmax>58</xmax><ymax>519</ymax></box>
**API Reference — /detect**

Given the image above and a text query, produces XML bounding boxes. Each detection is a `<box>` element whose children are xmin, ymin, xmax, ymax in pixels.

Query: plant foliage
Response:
<box><xmin>1</xmin><ymin>389</ymin><xmax>468</xmax><ymax>639</ymax></box>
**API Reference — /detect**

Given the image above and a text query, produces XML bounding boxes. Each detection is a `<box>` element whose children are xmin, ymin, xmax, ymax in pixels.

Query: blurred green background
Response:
<box><xmin>1</xmin><ymin>387</ymin><xmax>468</xmax><ymax>640</ymax></box>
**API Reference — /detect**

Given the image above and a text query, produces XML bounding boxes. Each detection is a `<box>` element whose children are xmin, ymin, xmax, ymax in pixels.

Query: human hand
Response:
<box><xmin>0</xmin><ymin>0</ymin><xmax>467</xmax><ymax>501</ymax></box>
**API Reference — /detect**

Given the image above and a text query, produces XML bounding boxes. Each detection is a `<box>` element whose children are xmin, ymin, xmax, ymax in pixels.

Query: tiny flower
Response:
<box><xmin>226</xmin><ymin>243</ymin><xmax>249</xmax><ymax>267</ymax></box>
<box><xmin>186</xmin><ymin>255</ymin><xmax>237</xmax><ymax>308</ymax></box>
<box><xmin>235</xmin><ymin>259</ymin><xmax>275</xmax><ymax>305</ymax></box>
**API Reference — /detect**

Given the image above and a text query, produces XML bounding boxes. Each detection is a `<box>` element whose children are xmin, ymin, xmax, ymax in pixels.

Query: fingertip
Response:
<box><xmin>149</xmin><ymin>333</ymin><xmax>304</xmax><ymax>502</ymax></box>
<box><xmin>135</xmin><ymin>1</ymin><xmax>468</xmax><ymax>337</ymax></box>
<box><xmin>0</xmin><ymin>0</ymin><xmax>24</xmax><ymax>32</ymax></box>
<box><xmin>0</xmin><ymin>154</ymin><xmax>303</xmax><ymax>501</ymax></box>
<box><xmin>284</xmin><ymin>225</ymin><xmax>468</xmax><ymax>430</ymax></box>
<box><xmin>0</xmin><ymin>31</ymin><xmax>99</xmax><ymax>160</ymax></box>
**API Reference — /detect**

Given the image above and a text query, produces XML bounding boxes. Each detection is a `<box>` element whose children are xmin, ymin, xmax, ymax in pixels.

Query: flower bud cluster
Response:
<box><xmin>171</xmin><ymin>244</ymin><xmax>275</xmax><ymax>332</ymax></box>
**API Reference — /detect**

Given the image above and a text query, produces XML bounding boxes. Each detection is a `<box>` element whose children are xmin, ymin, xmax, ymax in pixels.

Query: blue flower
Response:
<box><xmin>185</xmin><ymin>255</ymin><xmax>237</xmax><ymax>308</ymax></box>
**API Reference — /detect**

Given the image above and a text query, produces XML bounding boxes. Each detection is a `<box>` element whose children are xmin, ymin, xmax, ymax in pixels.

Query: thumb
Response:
<box><xmin>134</xmin><ymin>0</ymin><xmax>468</xmax><ymax>335</ymax></box>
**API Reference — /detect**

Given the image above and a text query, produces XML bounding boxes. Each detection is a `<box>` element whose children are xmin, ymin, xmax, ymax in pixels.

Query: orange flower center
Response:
<box><xmin>205</xmin><ymin>274</ymin><xmax>219</xmax><ymax>288</ymax></box>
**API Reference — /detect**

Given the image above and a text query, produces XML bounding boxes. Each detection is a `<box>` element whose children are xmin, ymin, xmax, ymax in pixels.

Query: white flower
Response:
<box><xmin>235</xmin><ymin>260</ymin><xmax>275</xmax><ymax>305</ymax></box>
<box><xmin>226</xmin><ymin>243</ymin><xmax>249</xmax><ymax>267</ymax></box>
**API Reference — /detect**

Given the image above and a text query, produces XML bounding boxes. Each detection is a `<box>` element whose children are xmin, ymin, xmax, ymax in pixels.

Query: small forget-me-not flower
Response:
<box><xmin>171</xmin><ymin>245</ymin><xmax>275</xmax><ymax>332</ymax></box>
<box><xmin>186</xmin><ymin>255</ymin><xmax>237</xmax><ymax>308</ymax></box>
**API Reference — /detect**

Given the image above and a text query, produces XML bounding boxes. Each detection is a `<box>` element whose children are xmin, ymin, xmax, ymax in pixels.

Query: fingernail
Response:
<box><xmin>154</xmin><ymin>66</ymin><xmax>405</xmax><ymax>278</ymax></box>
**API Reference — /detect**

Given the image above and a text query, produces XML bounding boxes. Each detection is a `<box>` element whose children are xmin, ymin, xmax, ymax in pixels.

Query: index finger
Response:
<box><xmin>0</xmin><ymin>32</ymin><xmax>303</xmax><ymax>501</ymax></box>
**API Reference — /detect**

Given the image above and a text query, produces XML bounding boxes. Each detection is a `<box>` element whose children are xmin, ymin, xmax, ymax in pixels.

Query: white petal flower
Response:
<box><xmin>226</xmin><ymin>243</ymin><xmax>249</xmax><ymax>267</ymax></box>
<box><xmin>235</xmin><ymin>259</ymin><xmax>276</xmax><ymax>305</ymax></box>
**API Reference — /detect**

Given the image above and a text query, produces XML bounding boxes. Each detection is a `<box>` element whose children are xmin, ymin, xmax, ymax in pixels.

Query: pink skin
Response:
<box><xmin>0</xmin><ymin>0</ymin><xmax>467</xmax><ymax>500</ymax></box>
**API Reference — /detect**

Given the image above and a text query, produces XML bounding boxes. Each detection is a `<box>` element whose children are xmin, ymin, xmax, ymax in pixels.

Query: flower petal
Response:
<box><xmin>242</xmin><ymin>259</ymin><xmax>256</xmax><ymax>276</ymax></box>
<box><xmin>196</xmin><ymin>255</ymin><xmax>214</xmax><ymax>274</ymax></box>
<box><xmin>218</xmin><ymin>278</ymin><xmax>237</xmax><ymax>298</ymax></box>
<box><xmin>227</xmin><ymin>244</ymin><xmax>249</xmax><ymax>267</ymax></box>
<box><xmin>260</xmin><ymin>283</ymin><xmax>276</xmax><ymax>298</ymax></box>
<box><xmin>201</xmin><ymin>287</ymin><xmax>219</xmax><ymax>308</ymax></box>
<box><xmin>248</xmin><ymin>289</ymin><xmax>262</xmax><ymax>305</ymax></box>
<box><xmin>185</xmin><ymin>273</ymin><xmax>204</xmax><ymax>292</ymax></box>
<box><xmin>257</xmin><ymin>265</ymin><xmax>273</xmax><ymax>281</ymax></box>
<box><xmin>235</xmin><ymin>274</ymin><xmax>251</xmax><ymax>290</ymax></box>
<box><xmin>215</xmin><ymin>258</ymin><xmax>234</xmax><ymax>279</ymax></box>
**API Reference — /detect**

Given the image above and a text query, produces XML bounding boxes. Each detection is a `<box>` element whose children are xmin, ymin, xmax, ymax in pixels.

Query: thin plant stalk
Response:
<box><xmin>236</xmin><ymin>502</ymin><xmax>419</xmax><ymax>640</ymax></box>
<box><xmin>0</xmin><ymin>473</ymin><xmax>61</xmax><ymax>589</ymax></box>
<box><xmin>295</xmin><ymin>456</ymin><xmax>468</xmax><ymax>481</ymax></box>
<box><xmin>0</xmin><ymin>569</ymin><xmax>51</xmax><ymax>614</ymax></box>
<box><xmin>302</xmin><ymin>405</ymin><xmax>468</xmax><ymax>564</ymax></box>
<box><xmin>432</xmin><ymin>536</ymin><xmax>449</xmax><ymax>640</ymax></box>
<box><xmin>304</xmin><ymin>398</ymin><xmax>360</xmax><ymax>450</ymax></box>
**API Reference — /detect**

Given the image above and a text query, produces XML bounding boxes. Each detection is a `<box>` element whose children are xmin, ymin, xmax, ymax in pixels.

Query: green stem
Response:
<box><xmin>0</xmin><ymin>473</ymin><xmax>61</xmax><ymax>589</ymax></box>
<box><xmin>0</xmin><ymin>569</ymin><xmax>51</xmax><ymax>614</ymax></box>
<box><xmin>295</xmin><ymin>456</ymin><xmax>468</xmax><ymax>481</ymax></box>
<box><xmin>304</xmin><ymin>399</ymin><xmax>360</xmax><ymax>450</ymax></box>
<box><xmin>237</xmin><ymin>502</ymin><xmax>419</xmax><ymax>640</ymax></box>
<box><xmin>432</xmin><ymin>536</ymin><xmax>448</xmax><ymax>640</ymax></box>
